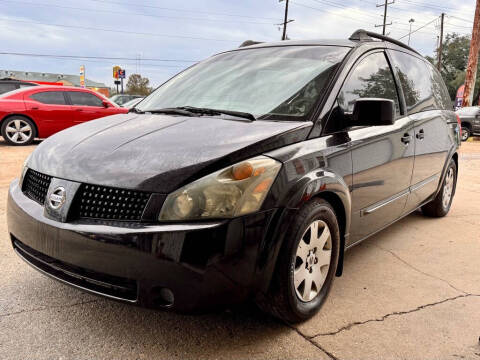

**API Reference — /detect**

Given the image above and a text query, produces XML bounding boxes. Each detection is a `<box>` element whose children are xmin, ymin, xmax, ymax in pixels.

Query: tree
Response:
<box><xmin>352</xmin><ymin>68</ymin><xmax>401</xmax><ymax>102</ymax></box>
<box><xmin>125</xmin><ymin>74</ymin><xmax>152</xmax><ymax>96</ymax></box>
<box><xmin>429</xmin><ymin>33</ymin><xmax>480</xmax><ymax>103</ymax></box>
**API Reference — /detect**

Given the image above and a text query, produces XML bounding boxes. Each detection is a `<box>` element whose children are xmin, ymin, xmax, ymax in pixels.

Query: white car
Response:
<box><xmin>121</xmin><ymin>97</ymin><xmax>144</xmax><ymax>109</ymax></box>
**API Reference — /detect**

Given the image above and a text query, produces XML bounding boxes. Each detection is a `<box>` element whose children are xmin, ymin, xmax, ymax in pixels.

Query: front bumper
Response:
<box><xmin>7</xmin><ymin>179</ymin><xmax>277</xmax><ymax>311</ymax></box>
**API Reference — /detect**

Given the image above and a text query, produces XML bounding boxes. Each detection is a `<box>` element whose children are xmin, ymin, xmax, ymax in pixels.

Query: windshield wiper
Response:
<box><xmin>128</xmin><ymin>107</ymin><xmax>142</xmax><ymax>113</ymax></box>
<box><xmin>134</xmin><ymin>108</ymin><xmax>196</xmax><ymax>116</ymax></box>
<box><xmin>177</xmin><ymin>106</ymin><xmax>256</xmax><ymax>121</ymax></box>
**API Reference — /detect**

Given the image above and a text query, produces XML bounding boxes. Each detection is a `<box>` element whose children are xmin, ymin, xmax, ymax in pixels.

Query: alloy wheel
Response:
<box><xmin>294</xmin><ymin>220</ymin><xmax>332</xmax><ymax>302</ymax></box>
<box><xmin>461</xmin><ymin>128</ymin><xmax>469</xmax><ymax>141</ymax></box>
<box><xmin>442</xmin><ymin>167</ymin><xmax>454</xmax><ymax>209</ymax></box>
<box><xmin>4</xmin><ymin>119</ymin><xmax>32</xmax><ymax>144</ymax></box>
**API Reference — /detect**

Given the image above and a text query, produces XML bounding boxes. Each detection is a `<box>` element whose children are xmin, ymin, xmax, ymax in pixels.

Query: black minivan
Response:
<box><xmin>7</xmin><ymin>30</ymin><xmax>460</xmax><ymax>322</ymax></box>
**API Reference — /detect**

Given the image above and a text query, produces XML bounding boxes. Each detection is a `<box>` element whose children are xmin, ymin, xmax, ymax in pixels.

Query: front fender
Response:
<box><xmin>254</xmin><ymin>170</ymin><xmax>352</xmax><ymax>292</ymax></box>
<box><xmin>286</xmin><ymin>170</ymin><xmax>351</xmax><ymax>215</ymax></box>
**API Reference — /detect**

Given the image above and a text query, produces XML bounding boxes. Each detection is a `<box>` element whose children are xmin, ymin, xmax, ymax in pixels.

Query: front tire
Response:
<box><xmin>422</xmin><ymin>159</ymin><xmax>457</xmax><ymax>217</ymax></box>
<box><xmin>257</xmin><ymin>198</ymin><xmax>340</xmax><ymax>323</ymax></box>
<box><xmin>461</xmin><ymin>126</ymin><xmax>470</xmax><ymax>141</ymax></box>
<box><xmin>1</xmin><ymin>116</ymin><xmax>36</xmax><ymax>146</ymax></box>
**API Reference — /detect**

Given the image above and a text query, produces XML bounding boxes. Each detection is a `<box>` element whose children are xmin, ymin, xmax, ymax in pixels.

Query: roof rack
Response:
<box><xmin>239</xmin><ymin>40</ymin><xmax>264</xmax><ymax>48</ymax></box>
<box><xmin>349</xmin><ymin>29</ymin><xmax>421</xmax><ymax>56</ymax></box>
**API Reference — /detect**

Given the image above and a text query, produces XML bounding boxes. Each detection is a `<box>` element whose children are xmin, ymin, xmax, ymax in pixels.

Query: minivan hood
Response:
<box><xmin>29</xmin><ymin>113</ymin><xmax>311</xmax><ymax>193</ymax></box>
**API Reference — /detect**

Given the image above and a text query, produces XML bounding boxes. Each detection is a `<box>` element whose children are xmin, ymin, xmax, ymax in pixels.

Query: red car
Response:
<box><xmin>0</xmin><ymin>86</ymin><xmax>128</xmax><ymax>145</ymax></box>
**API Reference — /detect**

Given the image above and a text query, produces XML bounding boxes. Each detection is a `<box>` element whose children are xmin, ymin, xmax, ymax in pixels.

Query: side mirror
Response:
<box><xmin>102</xmin><ymin>100</ymin><xmax>110</xmax><ymax>108</ymax></box>
<box><xmin>352</xmin><ymin>98</ymin><xmax>395</xmax><ymax>126</ymax></box>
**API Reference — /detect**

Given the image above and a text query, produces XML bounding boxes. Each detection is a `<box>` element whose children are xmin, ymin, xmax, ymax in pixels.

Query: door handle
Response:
<box><xmin>401</xmin><ymin>133</ymin><xmax>411</xmax><ymax>144</ymax></box>
<box><xmin>75</xmin><ymin>108</ymin><xmax>83</xmax><ymax>111</ymax></box>
<box><xmin>416</xmin><ymin>129</ymin><xmax>425</xmax><ymax>140</ymax></box>
<box><xmin>30</xmin><ymin>106</ymin><xmax>39</xmax><ymax>110</ymax></box>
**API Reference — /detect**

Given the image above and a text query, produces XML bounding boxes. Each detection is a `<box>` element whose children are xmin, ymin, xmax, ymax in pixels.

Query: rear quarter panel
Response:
<box><xmin>0</xmin><ymin>99</ymin><xmax>27</xmax><ymax>123</ymax></box>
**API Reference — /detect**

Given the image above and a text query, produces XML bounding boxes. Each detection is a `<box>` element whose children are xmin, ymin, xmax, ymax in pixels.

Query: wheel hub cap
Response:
<box><xmin>294</xmin><ymin>220</ymin><xmax>332</xmax><ymax>302</ymax></box>
<box><xmin>5</xmin><ymin>119</ymin><xmax>32</xmax><ymax>144</ymax></box>
<box><xmin>442</xmin><ymin>168</ymin><xmax>454</xmax><ymax>209</ymax></box>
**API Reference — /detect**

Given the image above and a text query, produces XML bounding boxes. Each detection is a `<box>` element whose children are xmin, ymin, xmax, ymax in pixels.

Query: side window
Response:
<box><xmin>426</xmin><ymin>63</ymin><xmax>453</xmax><ymax>110</ymax></box>
<box><xmin>389</xmin><ymin>51</ymin><xmax>435</xmax><ymax>114</ymax></box>
<box><xmin>0</xmin><ymin>83</ymin><xmax>18</xmax><ymax>94</ymax></box>
<box><xmin>69</xmin><ymin>91</ymin><xmax>103</xmax><ymax>107</ymax></box>
<box><xmin>30</xmin><ymin>91</ymin><xmax>67</xmax><ymax>105</ymax></box>
<box><xmin>338</xmin><ymin>52</ymin><xmax>400</xmax><ymax>116</ymax></box>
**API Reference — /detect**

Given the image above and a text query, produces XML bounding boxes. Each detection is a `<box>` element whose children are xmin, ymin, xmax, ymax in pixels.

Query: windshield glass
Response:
<box><xmin>137</xmin><ymin>45</ymin><xmax>350</xmax><ymax>120</ymax></box>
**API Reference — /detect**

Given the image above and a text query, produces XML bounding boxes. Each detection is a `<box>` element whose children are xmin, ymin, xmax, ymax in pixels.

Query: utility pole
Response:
<box><xmin>278</xmin><ymin>0</ymin><xmax>294</xmax><ymax>40</ymax></box>
<box><xmin>463</xmin><ymin>0</ymin><xmax>480</xmax><ymax>107</ymax></box>
<box><xmin>375</xmin><ymin>0</ymin><xmax>394</xmax><ymax>35</ymax></box>
<box><xmin>437</xmin><ymin>13</ymin><xmax>445</xmax><ymax>71</ymax></box>
<box><xmin>408</xmin><ymin>18</ymin><xmax>415</xmax><ymax>45</ymax></box>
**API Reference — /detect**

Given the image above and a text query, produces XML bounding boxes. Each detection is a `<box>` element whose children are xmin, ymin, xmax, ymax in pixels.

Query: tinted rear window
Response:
<box><xmin>389</xmin><ymin>51</ymin><xmax>435</xmax><ymax>114</ymax></box>
<box><xmin>0</xmin><ymin>83</ymin><xmax>17</xmax><ymax>94</ymax></box>
<box><xmin>19</xmin><ymin>83</ymin><xmax>36</xmax><ymax>88</ymax></box>
<box><xmin>30</xmin><ymin>91</ymin><xmax>67</xmax><ymax>105</ymax></box>
<box><xmin>68</xmin><ymin>91</ymin><xmax>103</xmax><ymax>107</ymax></box>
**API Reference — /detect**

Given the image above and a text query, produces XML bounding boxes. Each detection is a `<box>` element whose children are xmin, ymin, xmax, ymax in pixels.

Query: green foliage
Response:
<box><xmin>432</xmin><ymin>33</ymin><xmax>480</xmax><ymax>103</ymax></box>
<box><xmin>126</xmin><ymin>74</ymin><xmax>152</xmax><ymax>96</ymax></box>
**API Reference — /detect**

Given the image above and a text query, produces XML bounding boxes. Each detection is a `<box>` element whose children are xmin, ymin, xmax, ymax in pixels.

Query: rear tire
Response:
<box><xmin>421</xmin><ymin>159</ymin><xmax>457</xmax><ymax>217</ymax></box>
<box><xmin>461</xmin><ymin>126</ymin><xmax>470</xmax><ymax>141</ymax></box>
<box><xmin>1</xmin><ymin>116</ymin><xmax>36</xmax><ymax>146</ymax></box>
<box><xmin>257</xmin><ymin>198</ymin><xmax>340</xmax><ymax>323</ymax></box>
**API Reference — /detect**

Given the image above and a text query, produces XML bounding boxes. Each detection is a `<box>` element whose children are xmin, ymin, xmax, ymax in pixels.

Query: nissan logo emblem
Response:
<box><xmin>49</xmin><ymin>187</ymin><xmax>66</xmax><ymax>210</ymax></box>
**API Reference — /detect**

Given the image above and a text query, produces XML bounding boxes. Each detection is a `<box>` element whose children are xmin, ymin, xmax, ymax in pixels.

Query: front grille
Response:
<box><xmin>72</xmin><ymin>184</ymin><xmax>151</xmax><ymax>221</ymax></box>
<box><xmin>22</xmin><ymin>169</ymin><xmax>52</xmax><ymax>205</ymax></box>
<box><xmin>12</xmin><ymin>238</ymin><xmax>138</xmax><ymax>301</ymax></box>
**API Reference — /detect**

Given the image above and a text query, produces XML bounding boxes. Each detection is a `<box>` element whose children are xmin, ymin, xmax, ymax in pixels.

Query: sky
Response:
<box><xmin>1</xmin><ymin>0</ymin><xmax>477</xmax><ymax>89</ymax></box>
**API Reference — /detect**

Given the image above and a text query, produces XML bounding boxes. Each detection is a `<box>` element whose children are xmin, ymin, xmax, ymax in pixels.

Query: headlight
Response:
<box><xmin>159</xmin><ymin>156</ymin><xmax>281</xmax><ymax>221</ymax></box>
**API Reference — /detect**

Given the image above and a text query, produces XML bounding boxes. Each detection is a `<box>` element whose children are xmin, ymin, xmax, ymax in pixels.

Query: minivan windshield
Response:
<box><xmin>137</xmin><ymin>45</ymin><xmax>350</xmax><ymax>121</ymax></box>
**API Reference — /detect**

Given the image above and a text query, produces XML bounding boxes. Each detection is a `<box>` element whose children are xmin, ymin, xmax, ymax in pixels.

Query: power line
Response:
<box><xmin>300</xmin><ymin>0</ymin><xmax>472</xmax><ymax>38</ymax></box>
<box><xmin>308</xmin><ymin>0</ymin><xmax>434</xmax><ymax>26</ymax></box>
<box><xmin>397</xmin><ymin>16</ymin><xmax>438</xmax><ymax>40</ymax></box>
<box><xmin>82</xmin><ymin>0</ymin><xmax>281</xmax><ymax>21</ymax></box>
<box><xmin>297</xmin><ymin>0</ymin><xmax>436</xmax><ymax>31</ymax></box>
<box><xmin>0</xmin><ymin>54</ymin><xmax>190</xmax><ymax>68</ymax></box>
<box><xmin>354</xmin><ymin>0</ymin><xmax>475</xmax><ymax>20</ymax></box>
<box><xmin>401</xmin><ymin>0</ymin><xmax>470</xmax><ymax>13</ymax></box>
<box><xmin>449</xmin><ymin>15</ymin><xmax>474</xmax><ymax>24</ymax></box>
<box><xmin>393</xmin><ymin>0</ymin><xmax>475</xmax><ymax>18</ymax></box>
<box><xmin>291</xmin><ymin>0</ymin><xmax>437</xmax><ymax>35</ymax></box>
<box><xmin>0</xmin><ymin>0</ymin><xmax>278</xmax><ymax>25</ymax></box>
<box><xmin>0</xmin><ymin>51</ymin><xmax>197</xmax><ymax>63</ymax></box>
<box><xmin>0</xmin><ymin>17</ymin><xmax>247</xmax><ymax>42</ymax></box>
<box><xmin>291</xmin><ymin>1</ymin><xmax>379</xmax><ymax>26</ymax></box>
<box><xmin>309</xmin><ymin>0</ymin><xmax>384</xmax><ymax>20</ymax></box>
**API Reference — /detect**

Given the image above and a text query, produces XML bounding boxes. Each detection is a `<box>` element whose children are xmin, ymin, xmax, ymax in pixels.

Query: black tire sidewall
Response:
<box><xmin>284</xmin><ymin>200</ymin><xmax>340</xmax><ymax>321</ymax></box>
<box><xmin>1</xmin><ymin>116</ymin><xmax>36</xmax><ymax>146</ymax></box>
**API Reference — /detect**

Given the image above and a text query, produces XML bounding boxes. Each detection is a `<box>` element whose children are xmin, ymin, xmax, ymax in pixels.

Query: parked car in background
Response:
<box><xmin>0</xmin><ymin>78</ymin><xmax>38</xmax><ymax>95</ymax></box>
<box><xmin>455</xmin><ymin>106</ymin><xmax>480</xmax><ymax>141</ymax></box>
<box><xmin>7</xmin><ymin>30</ymin><xmax>460</xmax><ymax>323</ymax></box>
<box><xmin>122</xmin><ymin>97</ymin><xmax>144</xmax><ymax>109</ymax></box>
<box><xmin>0</xmin><ymin>86</ymin><xmax>128</xmax><ymax>145</ymax></box>
<box><xmin>109</xmin><ymin>94</ymin><xmax>143</xmax><ymax>106</ymax></box>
